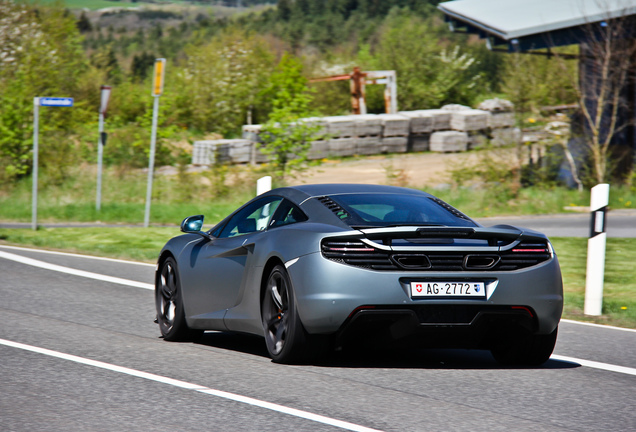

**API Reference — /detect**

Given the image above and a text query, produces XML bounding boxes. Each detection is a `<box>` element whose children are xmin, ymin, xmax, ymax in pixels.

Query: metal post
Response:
<box><xmin>96</xmin><ymin>111</ymin><xmax>104</xmax><ymax>211</ymax></box>
<box><xmin>584</xmin><ymin>183</ymin><xmax>610</xmax><ymax>316</ymax></box>
<box><xmin>144</xmin><ymin>96</ymin><xmax>160</xmax><ymax>228</ymax></box>
<box><xmin>32</xmin><ymin>98</ymin><xmax>39</xmax><ymax>231</ymax></box>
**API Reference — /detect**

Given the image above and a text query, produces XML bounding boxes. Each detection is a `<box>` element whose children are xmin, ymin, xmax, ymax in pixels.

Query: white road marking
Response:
<box><xmin>561</xmin><ymin>318</ymin><xmax>636</xmax><ymax>333</ymax></box>
<box><xmin>0</xmin><ymin>244</ymin><xmax>155</xmax><ymax>266</ymax></box>
<box><xmin>0</xmin><ymin>338</ymin><xmax>384</xmax><ymax>432</ymax></box>
<box><xmin>0</xmin><ymin>250</ymin><xmax>154</xmax><ymax>290</ymax></box>
<box><xmin>551</xmin><ymin>354</ymin><xmax>636</xmax><ymax>377</ymax></box>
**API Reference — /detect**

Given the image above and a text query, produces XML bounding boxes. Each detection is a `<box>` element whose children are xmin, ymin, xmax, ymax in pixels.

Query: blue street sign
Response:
<box><xmin>39</xmin><ymin>97</ymin><xmax>74</xmax><ymax>107</ymax></box>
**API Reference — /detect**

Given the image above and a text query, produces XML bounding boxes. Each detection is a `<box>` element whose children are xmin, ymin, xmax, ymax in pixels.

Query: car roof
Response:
<box><xmin>270</xmin><ymin>183</ymin><xmax>434</xmax><ymax>200</ymax></box>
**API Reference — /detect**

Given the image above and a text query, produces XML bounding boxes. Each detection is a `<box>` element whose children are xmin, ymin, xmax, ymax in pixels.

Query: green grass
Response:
<box><xmin>4</xmin><ymin>163</ymin><xmax>635</xmax><ymax>225</ymax></box>
<box><xmin>550</xmin><ymin>237</ymin><xmax>636</xmax><ymax>329</ymax></box>
<box><xmin>1</xmin><ymin>228</ymin><xmax>634</xmax><ymax>329</ymax></box>
<box><xmin>0</xmin><ymin>166</ymin><xmax>259</xmax><ymax>225</ymax></box>
<box><xmin>432</xmin><ymin>185</ymin><xmax>636</xmax><ymax>218</ymax></box>
<box><xmin>0</xmin><ymin>227</ymin><xmax>178</xmax><ymax>261</ymax></box>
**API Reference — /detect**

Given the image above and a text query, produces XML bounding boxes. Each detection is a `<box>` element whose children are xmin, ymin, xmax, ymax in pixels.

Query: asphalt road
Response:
<box><xmin>1</xmin><ymin>245</ymin><xmax>635</xmax><ymax>432</ymax></box>
<box><xmin>475</xmin><ymin>209</ymin><xmax>636</xmax><ymax>238</ymax></box>
<box><xmin>3</xmin><ymin>209</ymin><xmax>635</xmax><ymax>237</ymax></box>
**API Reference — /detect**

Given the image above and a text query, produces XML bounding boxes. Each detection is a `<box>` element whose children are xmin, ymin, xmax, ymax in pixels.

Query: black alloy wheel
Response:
<box><xmin>155</xmin><ymin>257</ymin><xmax>201</xmax><ymax>342</ymax></box>
<box><xmin>261</xmin><ymin>265</ymin><xmax>309</xmax><ymax>363</ymax></box>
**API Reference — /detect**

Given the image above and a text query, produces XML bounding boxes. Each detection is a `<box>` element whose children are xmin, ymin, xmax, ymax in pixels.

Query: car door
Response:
<box><xmin>180</xmin><ymin>197</ymin><xmax>282</xmax><ymax>324</ymax></box>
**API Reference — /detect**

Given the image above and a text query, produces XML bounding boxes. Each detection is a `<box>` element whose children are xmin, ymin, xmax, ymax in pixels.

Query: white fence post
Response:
<box><xmin>584</xmin><ymin>183</ymin><xmax>610</xmax><ymax>316</ymax></box>
<box><xmin>257</xmin><ymin>176</ymin><xmax>272</xmax><ymax>196</ymax></box>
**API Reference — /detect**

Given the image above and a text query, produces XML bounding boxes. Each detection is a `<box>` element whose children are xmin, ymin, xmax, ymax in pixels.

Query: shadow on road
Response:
<box><xmin>194</xmin><ymin>331</ymin><xmax>580</xmax><ymax>370</ymax></box>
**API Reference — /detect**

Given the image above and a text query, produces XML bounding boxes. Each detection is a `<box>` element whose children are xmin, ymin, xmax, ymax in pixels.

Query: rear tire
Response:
<box><xmin>491</xmin><ymin>326</ymin><xmax>558</xmax><ymax>366</ymax></box>
<box><xmin>261</xmin><ymin>265</ymin><xmax>312</xmax><ymax>363</ymax></box>
<box><xmin>155</xmin><ymin>257</ymin><xmax>202</xmax><ymax>342</ymax></box>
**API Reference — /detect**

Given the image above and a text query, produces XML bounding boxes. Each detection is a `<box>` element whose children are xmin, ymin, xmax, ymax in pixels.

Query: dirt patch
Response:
<box><xmin>290</xmin><ymin>151</ymin><xmax>483</xmax><ymax>188</ymax></box>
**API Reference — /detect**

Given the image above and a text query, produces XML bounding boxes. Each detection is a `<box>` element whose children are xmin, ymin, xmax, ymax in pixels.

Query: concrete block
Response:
<box><xmin>253</xmin><ymin>144</ymin><xmax>270</xmax><ymax>163</ymax></box>
<box><xmin>192</xmin><ymin>140</ymin><xmax>217</xmax><ymax>165</ymax></box>
<box><xmin>430</xmin><ymin>131</ymin><xmax>468</xmax><ymax>153</ymax></box>
<box><xmin>442</xmin><ymin>104</ymin><xmax>472</xmax><ymax>112</ymax></box>
<box><xmin>377</xmin><ymin>114</ymin><xmax>410</xmax><ymax>137</ymax></box>
<box><xmin>450</xmin><ymin>110</ymin><xmax>491</xmax><ymax>132</ymax></box>
<box><xmin>353</xmin><ymin>114</ymin><xmax>383</xmax><ymax>137</ymax></box>
<box><xmin>408</xmin><ymin>133</ymin><xmax>430</xmax><ymax>152</ymax></box>
<box><xmin>490</xmin><ymin>112</ymin><xmax>516</xmax><ymax>128</ymax></box>
<box><xmin>242</xmin><ymin>124</ymin><xmax>263</xmax><ymax>142</ymax></box>
<box><xmin>210</xmin><ymin>139</ymin><xmax>250</xmax><ymax>164</ymax></box>
<box><xmin>356</xmin><ymin>136</ymin><xmax>382</xmax><ymax>155</ymax></box>
<box><xmin>193</xmin><ymin>139</ymin><xmax>255</xmax><ymax>164</ymax></box>
<box><xmin>298</xmin><ymin>117</ymin><xmax>328</xmax><ymax>139</ymax></box>
<box><xmin>307</xmin><ymin>141</ymin><xmax>329</xmax><ymax>160</ymax></box>
<box><xmin>416</xmin><ymin>109</ymin><xmax>451</xmax><ymax>130</ymax></box>
<box><xmin>398</xmin><ymin>111</ymin><xmax>433</xmax><ymax>134</ymax></box>
<box><xmin>329</xmin><ymin>138</ymin><xmax>357</xmax><ymax>157</ymax></box>
<box><xmin>492</xmin><ymin>127</ymin><xmax>522</xmax><ymax>147</ymax></box>
<box><xmin>381</xmin><ymin>137</ymin><xmax>408</xmax><ymax>153</ymax></box>
<box><xmin>324</xmin><ymin>116</ymin><xmax>355</xmax><ymax>138</ymax></box>
<box><xmin>478</xmin><ymin>98</ymin><xmax>514</xmax><ymax>113</ymax></box>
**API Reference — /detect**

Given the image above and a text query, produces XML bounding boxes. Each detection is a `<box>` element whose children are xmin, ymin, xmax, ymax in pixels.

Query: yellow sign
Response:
<box><xmin>152</xmin><ymin>58</ymin><xmax>166</xmax><ymax>96</ymax></box>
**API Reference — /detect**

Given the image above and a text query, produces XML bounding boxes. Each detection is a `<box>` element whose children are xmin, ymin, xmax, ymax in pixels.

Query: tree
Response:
<box><xmin>260</xmin><ymin>54</ymin><xmax>321</xmax><ymax>181</ymax></box>
<box><xmin>359</xmin><ymin>10</ymin><xmax>483</xmax><ymax>111</ymax></box>
<box><xmin>130</xmin><ymin>51</ymin><xmax>156</xmax><ymax>82</ymax></box>
<box><xmin>173</xmin><ymin>29</ymin><xmax>275</xmax><ymax>135</ymax></box>
<box><xmin>571</xmin><ymin>15</ymin><xmax>636</xmax><ymax>184</ymax></box>
<box><xmin>502</xmin><ymin>47</ymin><xmax>578</xmax><ymax>115</ymax></box>
<box><xmin>0</xmin><ymin>1</ymin><xmax>87</xmax><ymax>183</ymax></box>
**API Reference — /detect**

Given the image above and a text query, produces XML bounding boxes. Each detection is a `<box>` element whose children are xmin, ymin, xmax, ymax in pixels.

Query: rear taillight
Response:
<box><xmin>322</xmin><ymin>241</ymin><xmax>375</xmax><ymax>253</ymax></box>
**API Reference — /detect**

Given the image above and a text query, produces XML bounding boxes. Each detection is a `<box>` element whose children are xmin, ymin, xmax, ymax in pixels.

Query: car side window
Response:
<box><xmin>218</xmin><ymin>196</ymin><xmax>282</xmax><ymax>238</ymax></box>
<box><xmin>270</xmin><ymin>200</ymin><xmax>308</xmax><ymax>228</ymax></box>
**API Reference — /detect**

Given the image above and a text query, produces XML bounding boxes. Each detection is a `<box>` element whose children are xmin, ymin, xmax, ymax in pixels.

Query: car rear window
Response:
<box><xmin>324</xmin><ymin>193</ymin><xmax>477</xmax><ymax>228</ymax></box>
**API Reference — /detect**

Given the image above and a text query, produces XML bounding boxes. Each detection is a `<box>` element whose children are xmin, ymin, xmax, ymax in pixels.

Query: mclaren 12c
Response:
<box><xmin>155</xmin><ymin>184</ymin><xmax>563</xmax><ymax>365</ymax></box>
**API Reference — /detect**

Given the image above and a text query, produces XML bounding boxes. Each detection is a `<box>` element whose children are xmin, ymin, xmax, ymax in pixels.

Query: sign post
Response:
<box><xmin>32</xmin><ymin>97</ymin><xmax>74</xmax><ymax>230</ymax></box>
<box><xmin>584</xmin><ymin>183</ymin><xmax>610</xmax><ymax>315</ymax></box>
<box><xmin>96</xmin><ymin>85</ymin><xmax>112</xmax><ymax>211</ymax></box>
<box><xmin>144</xmin><ymin>58</ymin><xmax>166</xmax><ymax>228</ymax></box>
<box><xmin>32</xmin><ymin>98</ymin><xmax>40</xmax><ymax>231</ymax></box>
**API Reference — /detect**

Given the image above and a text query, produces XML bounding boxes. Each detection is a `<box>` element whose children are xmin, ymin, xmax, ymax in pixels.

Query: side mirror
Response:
<box><xmin>180</xmin><ymin>215</ymin><xmax>211</xmax><ymax>240</ymax></box>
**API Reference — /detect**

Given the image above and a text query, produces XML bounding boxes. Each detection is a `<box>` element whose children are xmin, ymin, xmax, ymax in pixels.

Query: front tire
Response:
<box><xmin>155</xmin><ymin>257</ymin><xmax>201</xmax><ymax>342</ymax></box>
<box><xmin>491</xmin><ymin>326</ymin><xmax>558</xmax><ymax>366</ymax></box>
<box><xmin>261</xmin><ymin>265</ymin><xmax>310</xmax><ymax>363</ymax></box>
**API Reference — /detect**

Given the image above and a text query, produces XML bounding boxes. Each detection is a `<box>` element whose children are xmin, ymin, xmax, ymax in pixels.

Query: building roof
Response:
<box><xmin>438</xmin><ymin>0</ymin><xmax>636</xmax><ymax>50</ymax></box>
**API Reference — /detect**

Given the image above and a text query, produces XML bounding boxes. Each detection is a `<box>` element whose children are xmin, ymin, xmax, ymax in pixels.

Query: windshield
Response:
<box><xmin>326</xmin><ymin>193</ymin><xmax>477</xmax><ymax>228</ymax></box>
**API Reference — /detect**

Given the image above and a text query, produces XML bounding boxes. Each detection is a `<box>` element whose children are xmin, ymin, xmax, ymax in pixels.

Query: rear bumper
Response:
<box><xmin>287</xmin><ymin>251</ymin><xmax>563</xmax><ymax>336</ymax></box>
<box><xmin>335</xmin><ymin>305</ymin><xmax>539</xmax><ymax>349</ymax></box>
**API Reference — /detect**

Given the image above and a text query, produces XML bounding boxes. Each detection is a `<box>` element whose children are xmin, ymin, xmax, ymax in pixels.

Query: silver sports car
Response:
<box><xmin>155</xmin><ymin>184</ymin><xmax>563</xmax><ymax>365</ymax></box>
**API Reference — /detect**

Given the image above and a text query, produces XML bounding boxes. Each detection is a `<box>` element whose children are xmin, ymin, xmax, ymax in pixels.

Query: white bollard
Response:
<box><xmin>257</xmin><ymin>176</ymin><xmax>272</xmax><ymax>196</ymax></box>
<box><xmin>584</xmin><ymin>183</ymin><xmax>610</xmax><ymax>316</ymax></box>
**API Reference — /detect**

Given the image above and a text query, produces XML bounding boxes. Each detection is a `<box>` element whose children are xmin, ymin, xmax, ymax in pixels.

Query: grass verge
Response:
<box><xmin>1</xmin><ymin>229</ymin><xmax>634</xmax><ymax>329</ymax></box>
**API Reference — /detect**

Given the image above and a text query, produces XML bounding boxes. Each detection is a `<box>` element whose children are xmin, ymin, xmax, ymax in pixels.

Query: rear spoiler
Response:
<box><xmin>357</xmin><ymin>225</ymin><xmax>547</xmax><ymax>248</ymax></box>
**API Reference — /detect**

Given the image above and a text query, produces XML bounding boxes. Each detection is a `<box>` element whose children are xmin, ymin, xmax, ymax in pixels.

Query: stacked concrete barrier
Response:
<box><xmin>323</xmin><ymin>116</ymin><xmax>356</xmax><ymax>157</ymax></box>
<box><xmin>378</xmin><ymin>114</ymin><xmax>409</xmax><ymax>153</ymax></box>
<box><xmin>192</xmin><ymin>100</ymin><xmax>519</xmax><ymax>165</ymax></box>
<box><xmin>437</xmin><ymin>104</ymin><xmax>491</xmax><ymax>151</ymax></box>
<box><xmin>399</xmin><ymin>111</ymin><xmax>433</xmax><ymax>152</ymax></box>
<box><xmin>192</xmin><ymin>139</ymin><xmax>255</xmax><ymax>165</ymax></box>
<box><xmin>430</xmin><ymin>131</ymin><xmax>468</xmax><ymax>152</ymax></box>
<box><xmin>478</xmin><ymin>98</ymin><xmax>521</xmax><ymax>147</ymax></box>
<box><xmin>354</xmin><ymin>114</ymin><xmax>382</xmax><ymax>155</ymax></box>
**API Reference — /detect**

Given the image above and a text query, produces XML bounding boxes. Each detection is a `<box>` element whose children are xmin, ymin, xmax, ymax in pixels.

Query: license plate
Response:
<box><xmin>411</xmin><ymin>281</ymin><xmax>486</xmax><ymax>298</ymax></box>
